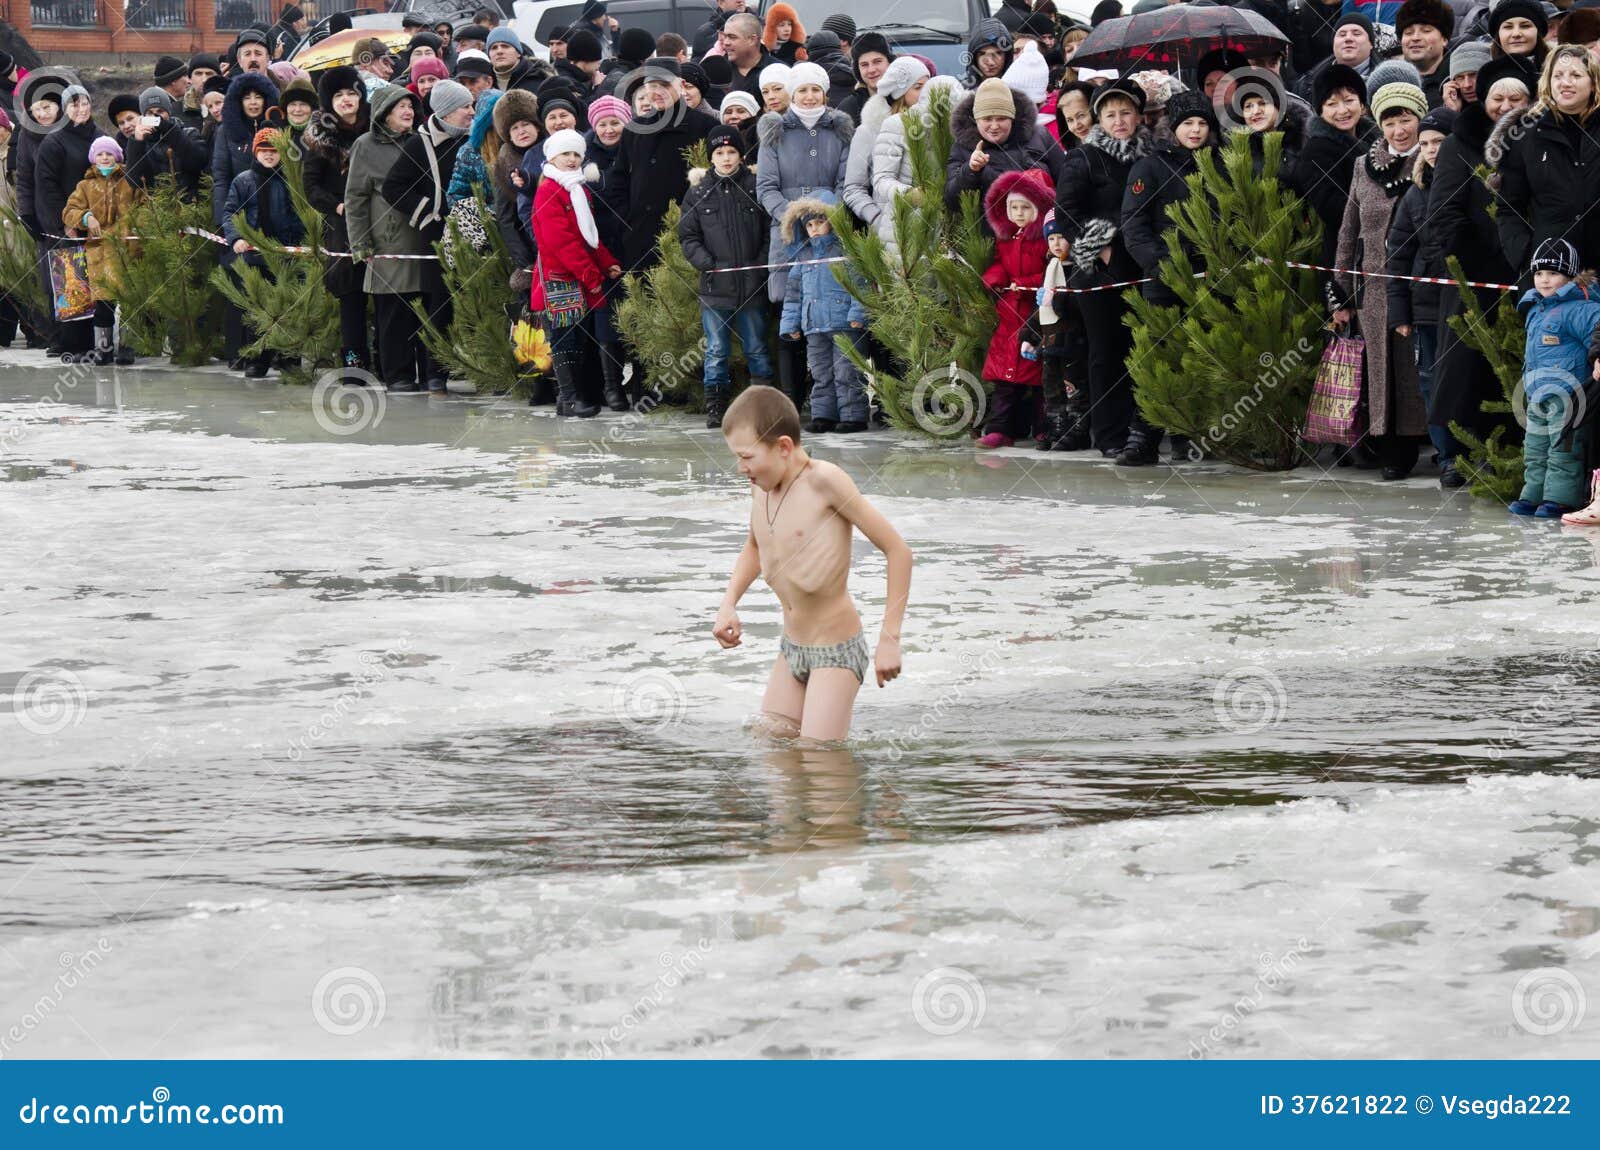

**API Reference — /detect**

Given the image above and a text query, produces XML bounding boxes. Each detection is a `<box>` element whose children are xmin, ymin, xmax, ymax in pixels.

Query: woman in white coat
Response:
<box><xmin>843</xmin><ymin>55</ymin><xmax>929</xmax><ymax>233</ymax></box>
<box><xmin>871</xmin><ymin>72</ymin><xmax>962</xmax><ymax>254</ymax></box>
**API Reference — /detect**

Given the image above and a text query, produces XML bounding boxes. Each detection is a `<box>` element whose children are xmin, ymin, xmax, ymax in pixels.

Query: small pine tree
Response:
<box><xmin>1127</xmin><ymin>131</ymin><xmax>1325</xmax><ymax>470</ymax></box>
<box><xmin>414</xmin><ymin>190</ymin><xmax>518</xmax><ymax>395</ymax></box>
<box><xmin>0</xmin><ymin>204</ymin><xmax>46</xmax><ymax>320</ymax></box>
<box><xmin>1444</xmin><ymin>255</ymin><xmax>1525</xmax><ymax>503</ymax></box>
<box><xmin>614</xmin><ymin>141</ymin><xmax>726</xmax><ymax>407</ymax></box>
<box><xmin>209</xmin><ymin>133</ymin><xmax>339</xmax><ymax>384</ymax></box>
<box><xmin>834</xmin><ymin>84</ymin><xmax>996</xmax><ymax>437</ymax></box>
<box><xmin>107</xmin><ymin>177</ymin><xmax>221</xmax><ymax>365</ymax></box>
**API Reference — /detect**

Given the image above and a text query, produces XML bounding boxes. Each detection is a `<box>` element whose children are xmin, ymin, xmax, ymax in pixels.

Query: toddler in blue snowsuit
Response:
<box><xmin>779</xmin><ymin>195</ymin><xmax>869</xmax><ymax>434</ymax></box>
<box><xmin>1511</xmin><ymin>239</ymin><xmax>1600</xmax><ymax>517</ymax></box>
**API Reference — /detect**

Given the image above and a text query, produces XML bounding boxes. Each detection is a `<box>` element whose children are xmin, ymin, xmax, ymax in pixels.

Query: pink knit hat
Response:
<box><xmin>408</xmin><ymin>56</ymin><xmax>450</xmax><ymax>82</ymax></box>
<box><xmin>586</xmin><ymin>93</ymin><xmax>631</xmax><ymax>127</ymax></box>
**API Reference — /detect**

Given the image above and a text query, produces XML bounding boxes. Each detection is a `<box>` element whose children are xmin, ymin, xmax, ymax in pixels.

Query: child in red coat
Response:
<box><xmin>977</xmin><ymin>168</ymin><xmax>1054</xmax><ymax>448</ymax></box>
<box><xmin>529</xmin><ymin>128</ymin><xmax>621</xmax><ymax>418</ymax></box>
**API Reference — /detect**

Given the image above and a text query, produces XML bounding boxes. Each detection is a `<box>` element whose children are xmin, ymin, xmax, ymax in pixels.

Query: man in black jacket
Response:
<box><xmin>602</xmin><ymin>59</ymin><xmax>719</xmax><ymax>272</ymax></box>
<box><xmin>269</xmin><ymin>3</ymin><xmax>307</xmax><ymax>60</ymax></box>
<box><xmin>805</xmin><ymin>31</ymin><xmax>857</xmax><ymax>107</ymax></box>
<box><xmin>124</xmin><ymin>87</ymin><xmax>208</xmax><ymax>199</ymax></box>
<box><xmin>693</xmin><ymin>0</ymin><xmax>747</xmax><ymax>58</ymax></box>
<box><xmin>721</xmin><ymin>13</ymin><xmax>777</xmax><ymax>102</ymax></box>
<box><xmin>1394</xmin><ymin>0</ymin><xmax>1455</xmax><ymax>108</ymax></box>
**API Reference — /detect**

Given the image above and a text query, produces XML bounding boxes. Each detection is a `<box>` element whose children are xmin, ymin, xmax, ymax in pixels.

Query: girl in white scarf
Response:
<box><xmin>541</xmin><ymin>129</ymin><xmax>601</xmax><ymax>248</ymax></box>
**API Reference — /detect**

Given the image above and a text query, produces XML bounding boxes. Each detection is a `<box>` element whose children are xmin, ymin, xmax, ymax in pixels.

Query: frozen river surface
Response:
<box><xmin>3</xmin><ymin>362</ymin><xmax>1600</xmax><ymax>1058</ymax></box>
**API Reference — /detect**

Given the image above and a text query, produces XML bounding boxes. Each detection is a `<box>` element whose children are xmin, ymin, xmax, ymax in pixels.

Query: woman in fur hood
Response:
<box><xmin>943</xmin><ymin>77</ymin><xmax>1068</xmax><ymax>232</ymax></box>
<box><xmin>301</xmin><ymin>65</ymin><xmax>373</xmax><ymax>372</ymax></box>
<box><xmin>1053</xmin><ymin>78</ymin><xmax>1155</xmax><ymax>457</ymax></box>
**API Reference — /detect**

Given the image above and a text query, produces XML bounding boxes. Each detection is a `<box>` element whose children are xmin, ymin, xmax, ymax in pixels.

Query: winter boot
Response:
<box><xmin>1037</xmin><ymin>407</ymin><xmax>1069</xmax><ymax>451</ymax></box>
<box><xmin>705</xmin><ymin>389</ymin><xmax>728</xmax><ymax>429</ymax></box>
<box><xmin>554</xmin><ymin>358</ymin><xmax>598</xmax><ymax>418</ymax></box>
<box><xmin>1561</xmin><ymin>470</ymin><xmax>1600</xmax><ymax>526</ymax></box>
<box><xmin>1115</xmin><ymin>421</ymin><xmax>1161</xmax><ymax>466</ymax></box>
<box><xmin>1055</xmin><ymin>388</ymin><xmax>1092</xmax><ymax>451</ymax></box>
<box><xmin>527</xmin><ymin>374</ymin><xmax>557</xmax><ymax>406</ymax></box>
<box><xmin>777</xmin><ymin>340</ymin><xmax>808</xmax><ymax>412</ymax></box>
<box><xmin>601</xmin><ymin>350</ymin><xmax>629</xmax><ymax>411</ymax></box>
<box><xmin>114</xmin><ymin>339</ymin><xmax>134</xmax><ymax>366</ymax></box>
<box><xmin>244</xmin><ymin>353</ymin><xmax>273</xmax><ymax>379</ymax></box>
<box><xmin>1170</xmin><ymin>434</ymin><xmax>1201</xmax><ymax>462</ymax></box>
<box><xmin>92</xmin><ymin>325</ymin><xmax>114</xmax><ymax>366</ymax></box>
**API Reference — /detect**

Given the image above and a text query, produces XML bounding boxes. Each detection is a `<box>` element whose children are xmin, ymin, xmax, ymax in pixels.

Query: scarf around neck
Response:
<box><xmin>543</xmin><ymin>161</ymin><xmax>598</xmax><ymax>248</ymax></box>
<box><xmin>792</xmin><ymin>104</ymin><xmax>827</xmax><ymax>129</ymax></box>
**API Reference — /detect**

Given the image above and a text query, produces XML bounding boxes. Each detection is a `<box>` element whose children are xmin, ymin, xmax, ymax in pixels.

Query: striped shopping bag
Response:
<box><xmin>1304</xmin><ymin>329</ymin><xmax>1366</xmax><ymax>446</ymax></box>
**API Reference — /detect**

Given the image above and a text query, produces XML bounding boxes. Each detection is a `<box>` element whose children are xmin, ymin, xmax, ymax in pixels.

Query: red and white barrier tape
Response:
<box><xmin>1267</xmin><ymin>257</ymin><xmax>1518</xmax><ymax>292</ymax></box>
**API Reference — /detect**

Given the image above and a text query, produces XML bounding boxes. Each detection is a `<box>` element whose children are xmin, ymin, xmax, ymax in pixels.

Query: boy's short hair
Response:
<box><xmin>656</xmin><ymin>31</ymin><xmax>688</xmax><ymax>56</ymax></box>
<box><xmin>723</xmin><ymin>385</ymin><xmax>802</xmax><ymax>445</ymax></box>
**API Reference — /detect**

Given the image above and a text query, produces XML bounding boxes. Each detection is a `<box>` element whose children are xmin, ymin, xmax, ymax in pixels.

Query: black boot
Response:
<box><xmin>245</xmin><ymin>351</ymin><xmax>273</xmax><ymax>379</ymax></box>
<box><xmin>91</xmin><ymin>325</ymin><xmax>114</xmax><ymax>366</ymax></box>
<box><xmin>601</xmin><ymin>350</ymin><xmax>628</xmax><ymax>411</ymax></box>
<box><xmin>1115</xmin><ymin>421</ymin><xmax>1161</xmax><ymax>466</ymax></box>
<box><xmin>777</xmin><ymin>340</ymin><xmax>808</xmax><ymax>412</ymax></box>
<box><xmin>1170</xmin><ymin>434</ymin><xmax>1201</xmax><ymax>462</ymax></box>
<box><xmin>1038</xmin><ymin>407</ymin><xmax>1068</xmax><ymax>451</ymax></box>
<box><xmin>554</xmin><ymin>359</ymin><xmax>598</xmax><ymax>418</ymax></box>
<box><xmin>705</xmin><ymin>389</ymin><xmax>728</xmax><ymax>429</ymax></box>
<box><xmin>527</xmin><ymin>374</ymin><xmax>557</xmax><ymax>406</ymax></box>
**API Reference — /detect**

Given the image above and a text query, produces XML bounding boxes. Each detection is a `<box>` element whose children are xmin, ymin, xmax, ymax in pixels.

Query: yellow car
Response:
<box><xmin>290</xmin><ymin>22</ymin><xmax>413</xmax><ymax>72</ymax></box>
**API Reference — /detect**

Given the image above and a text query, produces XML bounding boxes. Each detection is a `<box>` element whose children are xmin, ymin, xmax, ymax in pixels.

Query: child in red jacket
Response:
<box><xmin>529</xmin><ymin>128</ymin><xmax>620</xmax><ymax>418</ymax></box>
<box><xmin>976</xmin><ymin>168</ymin><xmax>1054</xmax><ymax>449</ymax></box>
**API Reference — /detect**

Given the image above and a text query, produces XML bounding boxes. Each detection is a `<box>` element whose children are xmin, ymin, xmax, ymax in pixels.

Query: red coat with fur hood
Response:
<box><xmin>980</xmin><ymin>168</ymin><xmax>1053</xmax><ymax>386</ymax></box>
<box><xmin>528</xmin><ymin>173</ymin><xmax>619</xmax><ymax>311</ymax></box>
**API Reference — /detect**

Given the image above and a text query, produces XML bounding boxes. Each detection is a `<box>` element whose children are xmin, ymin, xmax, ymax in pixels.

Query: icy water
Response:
<box><xmin>3</xmin><ymin>360</ymin><xmax>1600</xmax><ymax>1058</ymax></box>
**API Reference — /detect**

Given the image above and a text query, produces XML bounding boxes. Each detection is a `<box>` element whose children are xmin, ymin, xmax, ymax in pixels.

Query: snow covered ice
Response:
<box><xmin>2</xmin><ymin>362</ymin><xmax>1599</xmax><ymax>1058</ymax></box>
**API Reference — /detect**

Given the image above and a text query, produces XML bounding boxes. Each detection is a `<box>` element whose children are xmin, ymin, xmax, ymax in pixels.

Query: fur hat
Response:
<box><xmin>318</xmin><ymin>64</ymin><xmax>363</xmax><ymax>106</ymax></box>
<box><xmin>1165</xmin><ymin>87</ymin><xmax>1218</xmax><ymax>133</ymax></box>
<box><xmin>492</xmin><ymin>87</ymin><xmax>540</xmax><ymax>138</ymax></box>
<box><xmin>108</xmin><ymin>93</ymin><xmax>140</xmax><ymax>122</ymax></box>
<box><xmin>763</xmin><ymin>3</ymin><xmax>807</xmax><ymax>52</ymax></box>
<box><xmin>1314</xmin><ymin>63</ymin><xmax>1368</xmax><ymax>109</ymax></box>
<box><xmin>1490</xmin><ymin>0</ymin><xmax>1549</xmax><ymax>39</ymax></box>
<box><xmin>1560</xmin><ymin>6</ymin><xmax>1600</xmax><ymax>41</ymax></box>
<box><xmin>617</xmin><ymin>26</ymin><xmax>656</xmax><ymax>63</ymax></box>
<box><xmin>780</xmin><ymin>192</ymin><xmax>838</xmax><ymax>242</ymax></box>
<box><xmin>973</xmin><ymin>77</ymin><xmax>1017</xmax><ymax>119</ymax></box>
<box><xmin>1448</xmin><ymin>39</ymin><xmax>1493</xmax><ymax>77</ymax></box>
<box><xmin>982</xmin><ymin>167</ymin><xmax>1054</xmax><ymax>237</ymax></box>
<box><xmin>407</xmin><ymin>31</ymin><xmax>443</xmax><ymax>56</ymax></box>
<box><xmin>1372</xmin><ymin>80</ymin><xmax>1428</xmax><ymax>120</ymax></box>
<box><xmin>1394</xmin><ymin>0</ymin><xmax>1454</xmax><ymax>37</ymax></box>
<box><xmin>1475</xmin><ymin>54</ymin><xmax>1536</xmax><ymax>96</ymax></box>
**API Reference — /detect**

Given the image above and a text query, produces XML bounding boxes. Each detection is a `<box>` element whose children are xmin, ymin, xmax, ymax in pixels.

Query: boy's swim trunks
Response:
<box><xmin>780</xmin><ymin>632</ymin><xmax>871</xmax><ymax>685</ymax></box>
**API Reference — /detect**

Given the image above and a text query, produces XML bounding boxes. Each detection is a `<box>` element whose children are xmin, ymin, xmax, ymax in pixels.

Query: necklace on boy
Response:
<box><xmin>765</xmin><ymin>461</ymin><xmax>810</xmax><ymax>534</ymax></box>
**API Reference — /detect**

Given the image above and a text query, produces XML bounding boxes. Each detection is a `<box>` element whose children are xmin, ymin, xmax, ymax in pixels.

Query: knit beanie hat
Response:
<box><xmin>617</xmin><ymin>26</ymin><xmax>656</xmax><ymax>63</ymax></box>
<box><xmin>1166</xmin><ymin>87</ymin><xmax>1218</xmax><ymax>133</ymax></box>
<box><xmin>429</xmin><ymin>79</ymin><xmax>473</xmax><ymax>120</ymax></box>
<box><xmin>1419</xmin><ymin>106</ymin><xmax>1457</xmax><ymax>135</ymax></box>
<box><xmin>759</xmin><ymin>62</ymin><xmax>793</xmax><ymax>90</ymax></box>
<box><xmin>1366</xmin><ymin>57</ymin><xmax>1423</xmax><ymax>101</ymax></box>
<box><xmin>787</xmin><ymin>61</ymin><xmax>829</xmax><ymax>94</ymax></box>
<box><xmin>1042</xmin><ymin>209</ymin><xmax>1063</xmax><ymax>240</ymax></box>
<box><xmin>188</xmin><ymin>52</ymin><xmax>220</xmax><ymax>76</ymax></box>
<box><xmin>1333</xmin><ymin>10</ymin><xmax>1375</xmax><ymax>41</ymax></box>
<box><xmin>680</xmin><ymin>62</ymin><xmax>712</xmax><ymax>100</ymax></box>
<box><xmin>1449</xmin><ymin>39</ymin><xmax>1493</xmax><ymax>77</ymax></box>
<box><xmin>407</xmin><ymin>31</ymin><xmax>443</xmax><ymax>56</ymax></box>
<box><xmin>408</xmin><ymin>56</ymin><xmax>450</xmax><ymax>84</ymax></box>
<box><xmin>486</xmin><ymin>27</ymin><xmax>522</xmax><ymax>50</ymax></box>
<box><xmin>268</xmin><ymin>61</ymin><xmax>304</xmax><ymax>89</ymax></box>
<box><xmin>154</xmin><ymin>55</ymin><xmax>187</xmax><ymax>85</ymax></box>
<box><xmin>250</xmin><ymin>127</ymin><xmax>279</xmax><ymax>152</ymax></box>
<box><xmin>1371</xmin><ymin>80</ymin><xmax>1428</xmax><ymax>120</ymax></box>
<box><xmin>567</xmin><ymin>28</ymin><xmax>604</xmax><ymax>63</ymax></box>
<box><xmin>61</xmin><ymin>84</ymin><xmax>89</xmax><ymax>105</ymax></box>
<box><xmin>973</xmin><ymin>76</ymin><xmax>1017</xmax><ymax>119</ymax></box>
<box><xmin>877</xmin><ymin>55</ymin><xmax>930</xmax><ymax>102</ymax></box>
<box><xmin>820</xmin><ymin>13</ymin><xmax>856</xmax><ymax>40</ymax></box>
<box><xmin>720</xmin><ymin>90</ymin><xmax>761</xmax><ymax>117</ymax></box>
<box><xmin>1002</xmin><ymin>40</ymin><xmax>1049</xmax><ymax>103</ymax></box>
<box><xmin>1531</xmin><ymin>237</ymin><xmax>1580</xmax><ymax>277</ymax></box>
<box><xmin>542</xmin><ymin>127</ymin><xmax>586</xmax><ymax>159</ymax></box>
<box><xmin>706</xmin><ymin>123</ymin><xmax>746</xmax><ymax>157</ymax></box>
<box><xmin>88</xmin><ymin>134</ymin><xmax>122</xmax><ymax>163</ymax></box>
<box><xmin>138</xmin><ymin>86</ymin><xmax>176</xmax><ymax>115</ymax></box>
<box><xmin>587</xmin><ymin>93</ymin><xmax>631</xmax><ymax>126</ymax></box>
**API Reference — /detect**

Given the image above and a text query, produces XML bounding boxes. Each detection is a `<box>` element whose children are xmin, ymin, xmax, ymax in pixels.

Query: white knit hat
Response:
<box><xmin>1002</xmin><ymin>39</ymin><xmax>1048</xmax><ymax>103</ymax></box>
<box><xmin>720</xmin><ymin>90</ymin><xmax>760</xmax><ymax>117</ymax></box>
<box><xmin>542</xmin><ymin>127</ymin><xmax>586</xmax><ymax>160</ymax></box>
<box><xmin>878</xmin><ymin>55</ymin><xmax>930</xmax><ymax>102</ymax></box>
<box><xmin>786</xmin><ymin>61</ymin><xmax>829</xmax><ymax>95</ymax></box>
<box><xmin>759</xmin><ymin>62</ymin><xmax>793</xmax><ymax>91</ymax></box>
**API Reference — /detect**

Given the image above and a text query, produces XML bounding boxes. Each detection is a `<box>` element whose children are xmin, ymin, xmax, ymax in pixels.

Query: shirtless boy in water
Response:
<box><xmin>712</xmin><ymin>386</ymin><xmax>912</xmax><ymax>741</ymax></box>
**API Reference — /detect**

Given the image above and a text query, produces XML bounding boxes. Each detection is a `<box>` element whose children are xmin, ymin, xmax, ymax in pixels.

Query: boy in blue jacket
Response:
<box><xmin>1511</xmin><ymin>239</ymin><xmax>1600</xmax><ymax>518</ymax></box>
<box><xmin>779</xmin><ymin>195</ymin><xmax>868</xmax><ymax>434</ymax></box>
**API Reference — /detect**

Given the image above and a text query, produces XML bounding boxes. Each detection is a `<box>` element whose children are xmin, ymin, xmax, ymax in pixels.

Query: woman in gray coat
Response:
<box><xmin>756</xmin><ymin>61</ymin><xmax>854</xmax><ymax>410</ymax></box>
<box><xmin>345</xmin><ymin>85</ymin><xmax>427</xmax><ymax>393</ymax></box>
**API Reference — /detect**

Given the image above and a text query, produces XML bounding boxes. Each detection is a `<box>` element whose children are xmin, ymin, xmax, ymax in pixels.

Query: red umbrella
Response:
<box><xmin>1069</xmin><ymin>5</ymin><xmax>1290</xmax><ymax>72</ymax></box>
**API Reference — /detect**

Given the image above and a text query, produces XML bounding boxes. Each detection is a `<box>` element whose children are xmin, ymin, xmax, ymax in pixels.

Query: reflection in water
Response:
<box><xmin>765</xmin><ymin>741</ymin><xmax>869</xmax><ymax>853</ymax></box>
